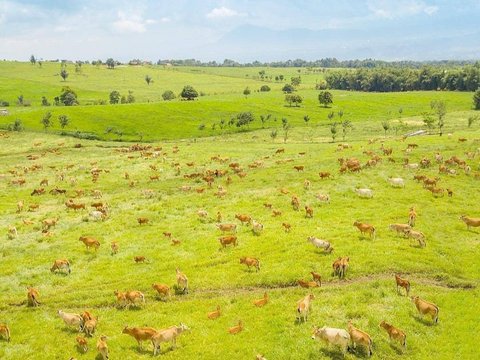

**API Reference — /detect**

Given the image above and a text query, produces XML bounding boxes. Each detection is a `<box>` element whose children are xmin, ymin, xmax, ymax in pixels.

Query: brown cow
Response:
<box><xmin>219</xmin><ymin>235</ymin><xmax>238</xmax><ymax>249</ymax></box>
<box><xmin>79</xmin><ymin>236</ymin><xmax>100</xmax><ymax>251</ymax></box>
<box><xmin>305</xmin><ymin>205</ymin><xmax>313</xmax><ymax>218</ymax></box>
<box><xmin>152</xmin><ymin>283</ymin><xmax>170</xmax><ymax>300</ymax></box>
<box><xmin>240</xmin><ymin>257</ymin><xmax>260</xmax><ymax>272</ymax></box>
<box><xmin>137</xmin><ymin>217</ymin><xmax>149</xmax><ymax>225</ymax></box>
<box><xmin>27</xmin><ymin>287</ymin><xmax>40</xmax><ymax>307</ymax></box>
<box><xmin>395</xmin><ymin>274</ymin><xmax>410</xmax><ymax>296</ymax></box>
<box><xmin>235</xmin><ymin>214</ymin><xmax>252</xmax><ymax>225</ymax></box>
<box><xmin>353</xmin><ymin>221</ymin><xmax>376</xmax><ymax>239</ymax></box>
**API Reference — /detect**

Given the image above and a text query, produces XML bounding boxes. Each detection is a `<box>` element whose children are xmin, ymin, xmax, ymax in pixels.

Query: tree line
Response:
<box><xmin>325</xmin><ymin>65</ymin><xmax>480</xmax><ymax>92</ymax></box>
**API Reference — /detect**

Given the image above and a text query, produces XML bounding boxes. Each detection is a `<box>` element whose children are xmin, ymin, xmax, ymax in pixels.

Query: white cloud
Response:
<box><xmin>368</xmin><ymin>0</ymin><xmax>439</xmax><ymax>19</ymax></box>
<box><xmin>206</xmin><ymin>6</ymin><xmax>242</xmax><ymax>19</ymax></box>
<box><xmin>112</xmin><ymin>11</ymin><xmax>154</xmax><ymax>33</ymax></box>
<box><xmin>160</xmin><ymin>17</ymin><xmax>170</xmax><ymax>23</ymax></box>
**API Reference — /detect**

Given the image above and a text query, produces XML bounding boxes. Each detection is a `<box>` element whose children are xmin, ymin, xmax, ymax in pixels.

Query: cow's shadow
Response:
<box><xmin>413</xmin><ymin>315</ymin><xmax>435</xmax><ymax>326</ymax></box>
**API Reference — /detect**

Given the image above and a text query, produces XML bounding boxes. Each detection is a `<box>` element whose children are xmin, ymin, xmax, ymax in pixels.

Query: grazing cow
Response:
<box><xmin>151</xmin><ymin>323</ymin><xmax>189</xmax><ymax>355</ymax></box>
<box><xmin>216</xmin><ymin>223</ymin><xmax>237</xmax><ymax>233</ymax></box>
<box><xmin>282</xmin><ymin>222</ymin><xmax>291</xmax><ymax>232</ymax></box>
<box><xmin>272</xmin><ymin>209</ymin><xmax>282</xmax><ymax>217</ymax></box>
<box><xmin>459</xmin><ymin>215</ymin><xmax>480</xmax><ymax>230</ymax></box>
<box><xmin>79</xmin><ymin>236</ymin><xmax>100</xmax><ymax>251</ymax></box>
<box><xmin>304</xmin><ymin>179</ymin><xmax>311</xmax><ymax>189</ymax></box>
<box><xmin>403</xmin><ymin>229</ymin><xmax>426</xmax><ymax>247</ymax></box>
<box><xmin>92</xmin><ymin>190</ymin><xmax>102</xmax><ymax>199</ymax></box>
<box><xmin>256</xmin><ymin>355</ymin><xmax>267</xmax><ymax>360</ymax></box>
<box><xmin>134</xmin><ymin>256</ymin><xmax>147</xmax><ymax>263</ymax></box>
<box><xmin>31</xmin><ymin>188</ymin><xmax>45</xmax><ymax>196</ymax></box>
<box><xmin>395</xmin><ymin>274</ymin><xmax>410</xmax><ymax>296</ymax></box>
<box><xmin>311</xmin><ymin>326</ymin><xmax>350</xmax><ymax>356</ymax></box>
<box><xmin>228</xmin><ymin>321</ymin><xmax>243</xmax><ymax>335</ymax></box>
<box><xmin>152</xmin><ymin>283</ymin><xmax>171</xmax><ymax>300</ymax></box>
<box><xmin>411</xmin><ymin>296</ymin><xmax>439</xmax><ymax>323</ymax></box>
<box><xmin>353</xmin><ymin>221</ymin><xmax>376</xmax><ymax>239</ymax></box>
<box><xmin>305</xmin><ymin>205</ymin><xmax>313</xmax><ymax>218</ymax></box>
<box><xmin>296</xmin><ymin>294</ymin><xmax>314</xmax><ymax>322</ymax></box>
<box><xmin>291</xmin><ymin>196</ymin><xmax>300</xmax><ymax>211</ymax></box>
<box><xmin>123</xmin><ymin>326</ymin><xmax>157</xmax><ymax>350</ymax></box>
<box><xmin>176</xmin><ymin>268</ymin><xmax>189</xmax><ymax>294</ymax></box>
<box><xmin>446</xmin><ymin>188</ymin><xmax>453</xmax><ymax>197</ymax></box>
<box><xmin>347</xmin><ymin>321</ymin><xmax>373</xmax><ymax>356</ymax></box>
<box><xmin>114</xmin><ymin>290</ymin><xmax>145</xmax><ymax>308</ymax></box>
<box><xmin>388</xmin><ymin>177</ymin><xmax>405</xmax><ymax>188</ymax></box>
<box><xmin>408</xmin><ymin>207</ymin><xmax>417</xmax><ymax>227</ymax></box>
<box><xmin>57</xmin><ymin>310</ymin><xmax>83</xmax><ymax>330</ymax></box>
<box><xmin>252</xmin><ymin>220</ymin><xmax>264</xmax><ymax>235</ymax></box>
<box><xmin>137</xmin><ymin>217</ymin><xmax>149</xmax><ymax>225</ymax></box>
<box><xmin>89</xmin><ymin>210</ymin><xmax>105</xmax><ymax>221</ymax></box>
<box><xmin>315</xmin><ymin>193</ymin><xmax>330</xmax><ymax>204</ymax></box>
<box><xmin>389</xmin><ymin>224</ymin><xmax>411</xmax><ymax>236</ymax></box>
<box><xmin>96</xmin><ymin>335</ymin><xmax>109</xmax><ymax>360</ymax></box>
<box><xmin>51</xmin><ymin>259</ymin><xmax>71</xmax><ymax>274</ymax></box>
<box><xmin>310</xmin><ymin>272</ymin><xmax>322</xmax><ymax>285</ymax></box>
<box><xmin>7</xmin><ymin>226</ymin><xmax>17</xmax><ymax>239</ymax></box>
<box><xmin>27</xmin><ymin>287</ymin><xmax>40</xmax><ymax>307</ymax></box>
<box><xmin>413</xmin><ymin>174</ymin><xmax>427</xmax><ymax>182</ymax></box>
<box><xmin>235</xmin><ymin>214</ymin><xmax>252</xmax><ymax>225</ymax></box>
<box><xmin>294</xmin><ymin>165</ymin><xmax>304</xmax><ymax>171</ymax></box>
<box><xmin>307</xmin><ymin>236</ymin><xmax>333</xmax><ymax>253</ymax></box>
<box><xmin>253</xmin><ymin>292</ymin><xmax>268</xmax><ymax>307</ymax></box>
<box><xmin>240</xmin><ymin>257</ymin><xmax>260</xmax><ymax>272</ymax></box>
<box><xmin>318</xmin><ymin>172</ymin><xmax>331</xmax><ymax>179</ymax></box>
<box><xmin>219</xmin><ymin>235</ymin><xmax>238</xmax><ymax>249</ymax></box>
<box><xmin>16</xmin><ymin>200</ymin><xmax>24</xmax><ymax>213</ymax></box>
<box><xmin>110</xmin><ymin>241</ymin><xmax>119</xmax><ymax>255</ymax></box>
<box><xmin>83</xmin><ymin>316</ymin><xmax>98</xmax><ymax>337</ymax></box>
<box><xmin>379</xmin><ymin>321</ymin><xmax>406</xmax><ymax>348</ymax></box>
<box><xmin>208</xmin><ymin>305</ymin><xmax>221</xmax><ymax>319</ymax></box>
<box><xmin>0</xmin><ymin>324</ymin><xmax>10</xmax><ymax>342</ymax></box>
<box><xmin>65</xmin><ymin>201</ymin><xmax>86</xmax><ymax>211</ymax></box>
<box><xmin>298</xmin><ymin>279</ymin><xmax>320</xmax><ymax>288</ymax></box>
<box><xmin>423</xmin><ymin>177</ymin><xmax>439</xmax><ymax>188</ymax></box>
<box><xmin>263</xmin><ymin>203</ymin><xmax>273</xmax><ymax>209</ymax></box>
<box><xmin>42</xmin><ymin>217</ymin><xmax>59</xmax><ymax>230</ymax></box>
<box><xmin>76</xmin><ymin>336</ymin><xmax>88</xmax><ymax>352</ymax></box>
<box><xmin>355</xmin><ymin>188</ymin><xmax>373</xmax><ymax>198</ymax></box>
<box><xmin>197</xmin><ymin>210</ymin><xmax>208</xmax><ymax>221</ymax></box>
<box><xmin>163</xmin><ymin>232</ymin><xmax>172</xmax><ymax>238</ymax></box>
<box><xmin>275</xmin><ymin>148</ymin><xmax>285</xmax><ymax>154</ymax></box>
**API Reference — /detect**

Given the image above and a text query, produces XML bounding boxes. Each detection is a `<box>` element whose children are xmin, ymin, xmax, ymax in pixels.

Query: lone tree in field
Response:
<box><xmin>59</xmin><ymin>87</ymin><xmax>78</xmax><ymax>106</ymax></box>
<box><xmin>180</xmin><ymin>85</ymin><xmax>198</xmax><ymax>100</ymax></box>
<box><xmin>60</xmin><ymin>69</ymin><xmax>69</xmax><ymax>82</ymax></box>
<box><xmin>467</xmin><ymin>115</ymin><xmax>479</xmax><ymax>127</ymax></box>
<box><xmin>30</xmin><ymin>55</ymin><xmax>36</xmax><ymax>65</ymax></box>
<box><xmin>303</xmin><ymin>115</ymin><xmax>310</xmax><ymax>125</ymax></box>
<box><xmin>282</xmin><ymin>118</ymin><xmax>290</xmax><ymax>143</ymax></box>
<box><xmin>260</xmin><ymin>85</ymin><xmax>270</xmax><ymax>92</ymax></box>
<box><xmin>431</xmin><ymin>100</ymin><xmax>446</xmax><ymax>136</ymax></box>
<box><xmin>270</xmin><ymin>128</ymin><xmax>278</xmax><ymax>142</ymax></box>
<box><xmin>282</xmin><ymin>84</ymin><xmax>295</xmax><ymax>93</ymax></box>
<box><xmin>41</xmin><ymin>111</ymin><xmax>52</xmax><ymax>131</ymax></box>
<box><xmin>145</xmin><ymin>75</ymin><xmax>153</xmax><ymax>85</ymax></box>
<box><xmin>474</xmin><ymin>89</ymin><xmax>480</xmax><ymax>110</ymax></box>
<box><xmin>285</xmin><ymin>94</ymin><xmax>302</xmax><ymax>107</ymax></box>
<box><xmin>243</xmin><ymin>87</ymin><xmax>251</xmax><ymax>98</ymax></box>
<box><xmin>341</xmin><ymin>120</ymin><xmax>352</xmax><ymax>141</ymax></box>
<box><xmin>318</xmin><ymin>91</ymin><xmax>333</xmax><ymax>107</ymax></box>
<box><xmin>382</xmin><ymin>121</ymin><xmax>390</xmax><ymax>137</ymax></box>
<box><xmin>330</xmin><ymin>122</ymin><xmax>338</xmax><ymax>142</ymax></box>
<box><xmin>162</xmin><ymin>90</ymin><xmax>176</xmax><ymax>101</ymax></box>
<box><xmin>58</xmin><ymin>114</ymin><xmax>69</xmax><ymax>129</ymax></box>
<box><xmin>109</xmin><ymin>91</ymin><xmax>121</xmax><ymax>104</ymax></box>
<box><xmin>106</xmin><ymin>58</ymin><xmax>115</xmax><ymax>69</ymax></box>
<box><xmin>422</xmin><ymin>112</ymin><xmax>435</xmax><ymax>131</ymax></box>
<box><xmin>291</xmin><ymin>76</ymin><xmax>301</xmax><ymax>87</ymax></box>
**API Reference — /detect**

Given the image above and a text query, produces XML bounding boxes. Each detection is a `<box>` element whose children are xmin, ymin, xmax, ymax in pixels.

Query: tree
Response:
<box><xmin>260</xmin><ymin>85</ymin><xmax>270</xmax><ymax>92</ymax></box>
<box><xmin>145</xmin><ymin>75</ymin><xmax>153</xmax><ymax>85</ymax></box>
<box><xmin>260</xmin><ymin>114</ymin><xmax>271</xmax><ymax>128</ymax></box>
<box><xmin>258</xmin><ymin>70</ymin><xmax>266</xmax><ymax>79</ymax></box>
<box><xmin>60</xmin><ymin>69</ymin><xmax>69</xmax><ymax>81</ymax></box>
<box><xmin>341</xmin><ymin>120</ymin><xmax>352</xmax><ymax>141</ymax></box>
<box><xmin>330</xmin><ymin>122</ymin><xmax>338</xmax><ymax>142</ymax></box>
<box><xmin>41</xmin><ymin>96</ymin><xmax>50</xmax><ymax>106</ymax></box>
<box><xmin>282</xmin><ymin>118</ymin><xmax>290</xmax><ymax>143</ymax></box>
<box><xmin>106</xmin><ymin>58</ymin><xmax>115</xmax><ymax>69</ymax></box>
<box><xmin>8</xmin><ymin>119</ymin><xmax>23</xmax><ymax>132</ymax></box>
<box><xmin>243</xmin><ymin>87</ymin><xmax>251</xmax><ymax>98</ymax></box>
<box><xmin>431</xmin><ymin>100</ymin><xmax>446</xmax><ymax>136</ymax></box>
<box><xmin>17</xmin><ymin>95</ymin><xmax>24</xmax><ymax>106</ymax></box>
<box><xmin>422</xmin><ymin>112</ymin><xmax>435</xmax><ymax>131</ymax></box>
<box><xmin>382</xmin><ymin>121</ymin><xmax>390</xmax><ymax>137</ymax></box>
<box><xmin>30</xmin><ymin>55</ymin><xmax>36</xmax><ymax>65</ymax></box>
<box><xmin>303</xmin><ymin>115</ymin><xmax>310</xmax><ymax>125</ymax></box>
<box><xmin>270</xmin><ymin>129</ymin><xmax>278</xmax><ymax>142</ymax></box>
<box><xmin>235</xmin><ymin>112</ymin><xmax>254</xmax><ymax>128</ymax></box>
<box><xmin>291</xmin><ymin>76</ymin><xmax>301</xmax><ymax>87</ymax></box>
<box><xmin>467</xmin><ymin>115</ymin><xmax>479</xmax><ymax>127</ymax></box>
<box><xmin>285</xmin><ymin>94</ymin><xmax>302</xmax><ymax>107</ymax></box>
<box><xmin>58</xmin><ymin>114</ymin><xmax>69</xmax><ymax>129</ymax></box>
<box><xmin>41</xmin><ymin>111</ymin><xmax>52</xmax><ymax>131</ymax></box>
<box><xmin>109</xmin><ymin>91</ymin><xmax>121</xmax><ymax>104</ymax></box>
<box><xmin>59</xmin><ymin>87</ymin><xmax>78</xmax><ymax>106</ymax></box>
<box><xmin>282</xmin><ymin>84</ymin><xmax>294</xmax><ymax>93</ymax></box>
<box><xmin>474</xmin><ymin>89</ymin><xmax>480</xmax><ymax>110</ymax></box>
<box><xmin>126</xmin><ymin>90</ymin><xmax>135</xmax><ymax>104</ymax></box>
<box><xmin>180</xmin><ymin>85</ymin><xmax>198</xmax><ymax>100</ymax></box>
<box><xmin>327</xmin><ymin>111</ymin><xmax>335</xmax><ymax>121</ymax></box>
<box><xmin>162</xmin><ymin>90</ymin><xmax>176</xmax><ymax>101</ymax></box>
<box><xmin>318</xmin><ymin>91</ymin><xmax>333</xmax><ymax>107</ymax></box>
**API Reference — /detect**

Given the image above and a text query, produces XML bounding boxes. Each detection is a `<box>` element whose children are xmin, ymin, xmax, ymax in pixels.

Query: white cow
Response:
<box><xmin>355</xmin><ymin>188</ymin><xmax>373</xmax><ymax>198</ymax></box>
<box><xmin>57</xmin><ymin>310</ymin><xmax>83</xmax><ymax>330</ymax></box>
<box><xmin>307</xmin><ymin>236</ymin><xmax>333</xmax><ymax>253</ymax></box>
<box><xmin>312</xmin><ymin>326</ymin><xmax>351</xmax><ymax>356</ymax></box>
<box><xmin>252</xmin><ymin>220</ymin><xmax>264</xmax><ymax>236</ymax></box>
<box><xmin>388</xmin><ymin>177</ymin><xmax>405</xmax><ymax>188</ymax></box>
<box><xmin>315</xmin><ymin>193</ymin><xmax>330</xmax><ymax>203</ymax></box>
<box><xmin>89</xmin><ymin>210</ymin><xmax>105</xmax><ymax>221</ymax></box>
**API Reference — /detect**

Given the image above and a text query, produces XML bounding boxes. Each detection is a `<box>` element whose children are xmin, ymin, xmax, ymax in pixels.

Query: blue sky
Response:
<box><xmin>1</xmin><ymin>0</ymin><xmax>479</xmax><ymax>62</ymax></box>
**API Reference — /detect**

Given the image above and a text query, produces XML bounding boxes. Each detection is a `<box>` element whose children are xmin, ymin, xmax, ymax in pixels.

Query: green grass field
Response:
<box><xmin>0</xmin><ymin>62</ymin><xmax>479</xmax><ymax>359</ymax></box>
<box><xmin>0</xmin><ymin>126</ymin><xmax>479</xmax><ymax>359</ymax></box>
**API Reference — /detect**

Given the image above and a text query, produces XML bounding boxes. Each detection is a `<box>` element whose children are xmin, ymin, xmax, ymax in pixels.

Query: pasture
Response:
<box><xmin>0</xmin><ymin>126</ymin><xmax>479</xmax><ymax>359</ymax></box>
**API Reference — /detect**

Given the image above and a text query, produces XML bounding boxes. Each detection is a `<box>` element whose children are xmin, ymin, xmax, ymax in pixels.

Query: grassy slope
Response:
<box><xmin>0</xmin><ymin>61</ymin><xmax>476</xmax><ymax>141</ymax></box>
<box><xmin>0</xmin><ymin>128</ymin><xmax>479</xmax><ymax>359</ymax></box>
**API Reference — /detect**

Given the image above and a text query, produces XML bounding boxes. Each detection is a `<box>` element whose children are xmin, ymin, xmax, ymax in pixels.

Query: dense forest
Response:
<box><xmin>324</xmin><ymin>65</ymin><xmax>480</xmax><ymax>92</ymax></box>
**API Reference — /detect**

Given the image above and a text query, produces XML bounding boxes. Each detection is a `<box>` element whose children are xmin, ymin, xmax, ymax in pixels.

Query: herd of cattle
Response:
<box><xmin>1</xmin><ymin>132</ymin><xmax>479</xmax><ymax>359</ymax></box>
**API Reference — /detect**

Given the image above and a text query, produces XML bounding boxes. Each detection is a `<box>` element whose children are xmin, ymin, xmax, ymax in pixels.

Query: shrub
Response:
<box><xmin>260</xmin><ymin>85</ymin><xmax>271</xmax><ymax>92</ymax></box>
<box><xmin>162</xmin><ymin>90</ymin><xmax>176</xmax><ymax>101</ymax></box>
